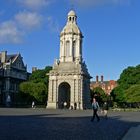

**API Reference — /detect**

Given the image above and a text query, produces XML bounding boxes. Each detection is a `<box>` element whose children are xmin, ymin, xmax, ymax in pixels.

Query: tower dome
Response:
<box><xmin>68</xmin><ymin>10</ymin><xmax>76</xmax><ymax>16</ymax></box>
<box><xmin>59</xmin><ymin>10</ymin><xmax>83</xmax><ymax>63</ymax></box>
<box><xmin>60</xmin><ymin>10</ymin><xmax>82</xmax><ymax>36</ymax></box>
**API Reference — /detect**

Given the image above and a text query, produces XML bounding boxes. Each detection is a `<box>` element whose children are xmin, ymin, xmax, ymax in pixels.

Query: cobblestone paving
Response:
<box><xmin>0</xmin><ymin>108</ymin><xmax>140</xmax><ymax>140</ymax></box>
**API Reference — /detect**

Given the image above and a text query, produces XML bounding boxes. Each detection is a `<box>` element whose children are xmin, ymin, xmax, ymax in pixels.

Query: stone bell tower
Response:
<box><xmin>47</xmin><ymin>10</ymin><xmax>91</xmax><ymax>109</ymax></box>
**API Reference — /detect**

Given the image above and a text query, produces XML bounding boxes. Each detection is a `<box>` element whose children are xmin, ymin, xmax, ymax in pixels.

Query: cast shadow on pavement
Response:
<box><xmin>0</xmin><ymin>111</ymin><xmax>139</xmax><ymax>140</ymax></box>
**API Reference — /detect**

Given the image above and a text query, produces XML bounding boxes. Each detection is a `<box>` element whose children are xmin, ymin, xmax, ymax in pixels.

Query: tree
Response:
<box><xmin>111</xmin><ymin>64</ymin><xmax>140</xmax><ymax>104</ymax></box>
<box><xmin>19</xmin><ymin>66</ymin><xmax>52</xmax><ymax>104</ymax></box>
<box><xmin>29</xmin><ymin>66</ymin><xmax>52</xmax><ymax>84</ymax></box>
<box><xmin>125</xmin><ymin>84</ymin><xmax>140</xmax><ymax>103</ymax></box>
<box><xmin>91</xmin><ymin>87</ymin><xmax>108</xmax><ymax>105</ymax></box>
<box><xmin>16</xmin><ymin>82</ymin><xmax>33</xmax><ymax>104</ymax></box>
<box><xmin>118</xmin><ymin>65</ymin><xmax>140</xmax><ymax>89</ymax></box>
<box><xmin>30</xmin><ymin>82</ymin><xmax>47</xmax><ymax>103</ymax></box>
<box><xmin>111</xmin><ymin>86</ymin><xmax>126</xmax><ymax>103</ymax></box>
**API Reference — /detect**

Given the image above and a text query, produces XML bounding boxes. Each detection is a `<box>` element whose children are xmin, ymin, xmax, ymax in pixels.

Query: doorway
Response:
<box><xmin>58</xmin><ymin>82</ymin><xmax>70</xmax><ymax>109</ymax></box>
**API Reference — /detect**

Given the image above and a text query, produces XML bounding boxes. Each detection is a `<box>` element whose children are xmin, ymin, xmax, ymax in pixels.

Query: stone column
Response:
<box><xmin>48</xmin><ymin>79</ymin><xmax>53</xmax><ymax>102</ymax></box>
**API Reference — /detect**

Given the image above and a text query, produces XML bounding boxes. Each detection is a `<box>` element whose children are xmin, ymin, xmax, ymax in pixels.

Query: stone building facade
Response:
<box><xmin>0</xmin><ymin>51</ymin><xmax>28</xmax><ymax>106</ymax></box>
<box><xmin>47</xmin><ymin>10</ymin><xmax>91</xmax><ymax>109</ymax></box>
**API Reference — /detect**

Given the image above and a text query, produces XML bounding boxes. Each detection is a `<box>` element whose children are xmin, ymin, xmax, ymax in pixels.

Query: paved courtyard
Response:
<box><xmin>0</xmin><ymin>108</ymin><xmax>140</xmax><ymax>140</ymax></box>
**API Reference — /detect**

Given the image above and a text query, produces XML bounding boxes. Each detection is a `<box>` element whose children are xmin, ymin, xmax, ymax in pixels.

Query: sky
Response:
<box><xmin>0</xmin><ymin>0</ymin><xmax>140</xmax><ymax>81</ymax></box>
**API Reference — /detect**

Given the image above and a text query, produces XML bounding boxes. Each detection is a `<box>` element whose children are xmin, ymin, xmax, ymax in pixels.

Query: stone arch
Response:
<box><xmin>58</xmin><ymin>82</ymin><xmax>71</xmax><ymax>109</ymax></box>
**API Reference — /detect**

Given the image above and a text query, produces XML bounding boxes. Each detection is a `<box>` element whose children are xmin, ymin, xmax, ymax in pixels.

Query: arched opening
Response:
<box><xmin>72</xmin><ymin>40</ymin><xmax>76</xmax><ymax>60</ymax></box>
<box><xmin>73</xmin><ymin>17</ymin><xmax>75</xmax><ymax>22</ymax></box>
<box><xmin>69</xmin><ymin>17</ymin><xmax>71</xmax><ymax>22</ymax></box>
<box><xmin>58</xmin><ymin>82</ymin><xmax>70</xmax><ymax>109</ymax></box>
<box><xmin>66</xmin><ymin>40</ymin><xmax>70</xmax><ymax>57</ymax></box>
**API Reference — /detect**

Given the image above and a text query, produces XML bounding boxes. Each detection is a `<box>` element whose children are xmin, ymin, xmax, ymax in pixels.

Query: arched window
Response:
<box><xmin>66</xmin><ymin>41</ymin><xmax>70</xmax><ymax>57</ymax></box>
<box><xmin>69</xmin><ymin>17</ymin><xmax>71</xmax><ymax>22</ymax></box>
<box><xmin>73</xmin><ymin>17</ymin><xmax>75</xmax><ymax>22</ymax></box>
<box><xmin>73</xmin><ymin>40</ymin><xmax>76</xmax><ymax>57</ymax></box>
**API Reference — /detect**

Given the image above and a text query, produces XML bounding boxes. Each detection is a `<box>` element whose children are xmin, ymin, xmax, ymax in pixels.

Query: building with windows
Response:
<box><xmin>90</xmin><ymin>75</ymin><xmax>117</xmax><ymax>95</ymax></box>
<box><xmin>47</xmin><ymin>10</ymin><xmax>91</xmax><ymax>109</ymax></box>
<box><xmin>0</xmin><ymin>51</ymin><xmax>28</xmax><ymax>106</ymax></box>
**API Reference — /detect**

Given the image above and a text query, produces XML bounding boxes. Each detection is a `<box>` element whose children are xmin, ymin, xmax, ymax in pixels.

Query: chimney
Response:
<box><xmin>96</xmin><ymin>75</ymin><xmax>99</xmax><ymax>83</ymax></box>
<box><xmin>1</xmin><ymin>51</ymin><xmax>7</xmax><ymax>63</ymax></box>
<box><xmin>101</xmin><ymin>75</ymin><xmax>104</xmax><ymax>82</ymax></box>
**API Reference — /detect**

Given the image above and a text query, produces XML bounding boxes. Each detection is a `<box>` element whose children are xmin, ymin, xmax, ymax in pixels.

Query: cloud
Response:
<box><xmin>15</xmin><ymin>11</ymin><xmax>43</xmax><ymax>30</ymax></box>
<box><xmin>17</xmin><ymin>0</ymin><xmax>51</xmax><ymax>10</ymax></box>
<box><xmin>0</xmin><ymin>0</ymin><xmax>57</xmax><ymax>44</ymax></box>
<box><xmin>0</xmin><ymin>0</ymin><xmax>56</xmax><ymax>44</ymax></box>
<box><xmin>0</xmin><ymin>11</ymin><xmax>44</xmax><ymax>44</ymax></box>
<box><xmin>69</xmin><ymin>0</ymin><xmax>131</xmax><ymax>8</ymax></box>
<box><xmin>0</xmin><ymin>21</ymin><xmax>23</xmax><ymax>44</ymax></box>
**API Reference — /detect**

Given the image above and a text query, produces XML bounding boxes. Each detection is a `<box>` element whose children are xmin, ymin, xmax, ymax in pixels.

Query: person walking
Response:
<box><xmin>32</xmin><ymin>101</ymin><xmax>35</xmax><ymax>109</ymax></box>
<box><xmin>74</xmin><ymin>102</ymin><xmax>77</xmax><ymax>110</ymax></box>
<box><xmin>102</xmin><ymin>101</ymin><xmax>109</xmax><ymax>119</ymax></box>
<box><xmin>91</xmin><ymin>97</ymin><xmax>100</xmax><ymax>122</ymax></box>
<box><xmin>64</xmin><ymin>102</ymin><xmax>67</xmax><ymax>109</ymax></box>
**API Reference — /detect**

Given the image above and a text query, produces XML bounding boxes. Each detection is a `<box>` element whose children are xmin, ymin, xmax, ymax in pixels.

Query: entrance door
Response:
<box><xmin>58</xmin><ymin>82</ymin><xmax>70</xmax><ymax>109</ymax></box>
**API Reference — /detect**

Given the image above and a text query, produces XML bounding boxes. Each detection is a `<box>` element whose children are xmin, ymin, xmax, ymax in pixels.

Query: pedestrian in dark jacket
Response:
<box><xmin>91</xmin><ymin>98</ymin><xmax>100</xmax><ymax>122</ymax></box>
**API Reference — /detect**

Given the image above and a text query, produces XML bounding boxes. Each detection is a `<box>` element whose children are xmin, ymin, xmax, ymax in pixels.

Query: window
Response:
<box><xmin>69</xmin><ymin>17</ymin><xmax>71</xmax><ymax>22</ymax></box>
<box><xmin>66</xmin><ymin>41</ymin><xmax>70</xmax><ymax>57</ymax></box>
<box><xmin>73</xmin><ymin>17</ymin><xmax>75</xmax><ymax>22</ymax></box>
<box><xmin>73</xmin><ymin>41</ymin><xmax>76</xmax><ymax>57</ymax></box>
